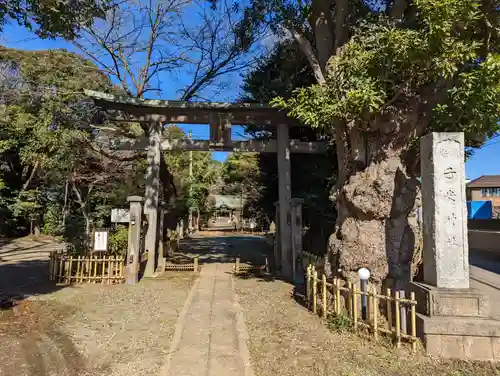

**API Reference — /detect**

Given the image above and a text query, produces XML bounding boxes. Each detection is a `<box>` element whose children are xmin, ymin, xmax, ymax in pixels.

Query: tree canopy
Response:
<box><xmin>0</xmin><ymin>0</ymin><xmax>110</xmax><ymax>39</ymax></box>
<box><xmin>241</xmin><ymin>0</ymin><xmax>500</xmax><ymax>286</ymax></box>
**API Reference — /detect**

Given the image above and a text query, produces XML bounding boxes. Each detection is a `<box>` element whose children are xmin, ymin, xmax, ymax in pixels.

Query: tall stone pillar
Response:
<box><xmin>421</xmin><ymin>132</ymin><xmax>469</xmax><ymax>288</ymax></box>
<box><xmin>144</xmin><ymin>121</ymin><xmax>162</xmax><ymax>277</ymax></box>
<box><xmin>409</xmin><ymin>132</ymin><xmax>500</xmax><ymax>361</ymax></box>
<box><xmin>126</xmin><ymin>196</ymin><xmax>144</xmax><ymax>285</ymax></box>
<box><xmin>291</xmin><ymin>198</ymin><xmax>304</xmax><ymax>282</ymax></box>
<box><xmin>277</xmin><ymin>123</ymin><xmax>292</xmax><ymax>279</ymax></box>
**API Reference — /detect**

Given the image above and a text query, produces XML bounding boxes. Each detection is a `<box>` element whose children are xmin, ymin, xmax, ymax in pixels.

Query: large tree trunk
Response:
<box><xmin>326</xmin><ymin>110</ymin><xmax>425</xmax><ymax>290</ymax></box>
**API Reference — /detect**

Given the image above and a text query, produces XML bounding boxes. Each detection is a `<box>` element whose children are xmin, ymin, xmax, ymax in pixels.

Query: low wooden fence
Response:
<box><xmin>233</xmin><ymin>257</ymin><xmax>269</xmax><ymax>274</ymax></box>
<box><xmin>306</xmin><ymin>265</ymin><xmax>418</xmax><ymax>350</ymax></box>
<box><xmin>165</xmin><ymin>257</ymin><xmax>199</xmax><ymax>272</ymax></box>
<box><xmin>49</xmin><ymin>252</ymin><xmax>125</xmax><ymax>284</ymax></box>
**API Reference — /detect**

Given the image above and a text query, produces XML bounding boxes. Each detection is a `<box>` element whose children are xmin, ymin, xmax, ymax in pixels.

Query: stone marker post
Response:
<box><xmin>421</xmin><ymin>132</ymin><xmax>469</xmax><ymax>288</ymax></box>
<box><xmin>126</xmin><ymin>196</ymin><xmax>144</xmax><ymax>285</ymax></box>
<box><xmin>410</xmin><ymin>132</ymin><xmax>500</xmax><ymax>361</ymax></box>
<box><xmin>291</xmin><ymin>198</ymin><xmax>304</xmax><ymax>282</ymax></box>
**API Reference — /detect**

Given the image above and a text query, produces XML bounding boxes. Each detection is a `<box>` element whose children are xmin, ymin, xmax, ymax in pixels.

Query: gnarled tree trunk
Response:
<box><xmin>326</xmin><ymin>106</ymin><xmax>426</xmax><ymax>290</ymax></box>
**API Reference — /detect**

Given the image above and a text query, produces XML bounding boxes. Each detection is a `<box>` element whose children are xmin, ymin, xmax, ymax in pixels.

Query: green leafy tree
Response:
<box><xmin>243</xmin><ymin>0</ymin><xmax>500</xmax><ymax>287</ymax></box>
<box><xmin>0</xmin><ymin>47</ymin><xmax>141</xmax><ymax>247</ymax></box>
<box><xmin>0</xmin><ymin>0</ymin><xmax>110</xmax><ymax>39</ymax></box>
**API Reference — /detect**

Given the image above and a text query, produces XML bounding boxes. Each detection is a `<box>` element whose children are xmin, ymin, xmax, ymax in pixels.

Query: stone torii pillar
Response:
<box><xmin>277</xmin><ymin>123</ymin><xmax>293</xmax><ymax>279</ymax></box>
<box><xmin>144</xmin><ymin>121</ymin><xmax>162</xmax><ymax>277</ymax></box>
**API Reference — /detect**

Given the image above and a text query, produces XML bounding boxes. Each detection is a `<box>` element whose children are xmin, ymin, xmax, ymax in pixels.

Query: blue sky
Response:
<box><xmin>2</xmin><ymin>23</ymin><xmax>499</xmax><ymax>177</ymax></box>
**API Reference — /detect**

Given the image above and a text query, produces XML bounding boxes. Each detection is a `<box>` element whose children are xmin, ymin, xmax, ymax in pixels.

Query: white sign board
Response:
<box><xmin>94</xmin><ymin>231</ymin><xmax>108</xmax><ymax>251</ymax></box>
<box><xmin>111</xmin><ymin>208</ymin><xmax>130</xmax><ymax>223</ymax></box>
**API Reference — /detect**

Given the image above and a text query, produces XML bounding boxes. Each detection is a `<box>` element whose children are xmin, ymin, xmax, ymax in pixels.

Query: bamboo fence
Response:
<box><xmin>306</xmin><ymin>265</ymin><xmax>418</xmax><ymax>351</ymax></box>
<box><xmin>233</xmin><ymin>257</ymin><xmax>269</xmax><ymax>273</ymax></box>
<box><xmin>165</xmin><ymin>256</ymin><xmax>199</xmax><ymax>272</ymax></box>
<box><xmin>49</xmin><ymin>252</ymin><xmax>125</xmax><ymax>284</ymax></box>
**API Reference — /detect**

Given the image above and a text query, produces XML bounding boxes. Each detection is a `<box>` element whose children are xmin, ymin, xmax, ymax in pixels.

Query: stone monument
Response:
<box><xmin>410</xmin><ymin>133</ymin><xmax>500</xmax><ymax>361</ymax></box>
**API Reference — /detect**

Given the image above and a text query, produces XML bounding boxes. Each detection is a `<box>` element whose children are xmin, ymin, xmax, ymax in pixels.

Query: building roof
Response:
<box><xmin>467</xmin><ymin>175</ymin><xmax>500</xmax><ymax>188</ymax></box>
<box><xmin>213</xmin><ymin>195</ymin><xmax>245</xmax><ymax>210</ymax></box>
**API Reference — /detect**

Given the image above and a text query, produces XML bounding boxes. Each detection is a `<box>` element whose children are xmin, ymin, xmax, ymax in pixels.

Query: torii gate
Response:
<box><xmin>85</xmin><ymin>90</ymin><xmax>327</xmax><ymax>281</ymax></box>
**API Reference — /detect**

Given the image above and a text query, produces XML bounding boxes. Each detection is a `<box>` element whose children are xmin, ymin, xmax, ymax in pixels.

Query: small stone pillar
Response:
<box><xmin>410</xmin><ymin>133</ymin><xmax>500</xmax><ymax>361</ymax></box>
<box><xmin>291</xmin><ymin>198</ymin><xmax>304</xmax><ymax>282</ymax></box>
<box><xmin>126</xmin><ymin>196</ymin><xmax>144</xmax><ymax>285</ymax></box>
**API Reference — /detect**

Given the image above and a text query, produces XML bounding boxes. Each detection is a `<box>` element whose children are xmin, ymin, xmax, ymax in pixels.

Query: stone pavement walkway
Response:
<box><xmin>160</xmin><ymin>263</ymin><xmax>254</xmax><ymax>376</ymax></box>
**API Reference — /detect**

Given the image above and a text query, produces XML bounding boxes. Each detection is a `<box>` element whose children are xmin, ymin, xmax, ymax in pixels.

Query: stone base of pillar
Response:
<box><xmin>156</xmin><ymin>257</ymin><xmax>166</xmax><ymax>274</ymax></box>
<box><xmin>125</xmin><ymin>264</ymin><xmax>139</xmax><ymax>285</ymax></box>
<box><xmin>409</xmin><ymin>282</ymin><xmax>500</xmax><ymax>361</ymax></box>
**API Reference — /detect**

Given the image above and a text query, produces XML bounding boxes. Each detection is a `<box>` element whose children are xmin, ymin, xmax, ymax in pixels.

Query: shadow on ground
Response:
<box><xmin>0</xmin><ymin>237</ymin><xmax>67</xmax><ymax>310</ymax></box>
<box><xmin>174</xmin><ymin>231</ymin><xmax>272</xmax><ymax>266</ymax></box>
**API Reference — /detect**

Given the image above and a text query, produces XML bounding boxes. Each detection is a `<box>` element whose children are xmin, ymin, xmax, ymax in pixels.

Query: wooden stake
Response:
<box><xmin>352</xmin><ymin>284</ymin><xmax>358</xmax><ymax>329</ymax></box>
<box><xmin>322</xmin><ymin>274</ymin><xmax>327</xmax><ymax>318</ymax></box>
<box><xmin>68</xmin><ymin>256</ymin><xmax>73</xmax><ymax>284</ymax></box>
<box><xmin>194</xmin><ymin>256</ymin><xmax>198</xmax><ymax>272</ymax></box>
<box><xmin>335</xmin><ymin>278</ymin><xmax>341</xmax><ymax>314</ymax></box>
<box><xmin>76</xmin><ymin>256</ymin><xmax>81</xmax><ymax>283</ymax></box>
<box><xmin>366</xmin><ymin>283</ymin><xmax>372</xmax><ymax>323</ymax></box>
<box><xmin>395</xmin><ymin>291</ymin><xmax>401</xmax><ymax>348</ymax></box>
<box><xmin>58</xmin><ymin>254</ymin><xmax>64</xmax><ymax>283</ymax></box>
<box><xmin>109</xmin><ymin>256</ymin><xmax>114</xmax><ymax>284</ymax></box>
<box><xmin>236</xmin><ymin>257</ymin><xmax>240</xmax><ymax>273</ymax></box>
<box><xmin>411</xmin><ymin>292</ymin><xmax>417</xmax><ymax>352</ymax></box>
<box><xmin>347</xmin><ymin>282</ymin><xmax>352</xmax><ymax>317</ymax></box>
<box><xmin>386</xmin><ymin>287</ymin><xmax>392</xmax><ymax>331</ymax></box>
<box><xmin>312</xmin><ymin>269</ymin><xmax>318</xmax><ymax>315</ymax></box>
<box><xmin>372</xmin><ymin>286</ymin><xmax>378</xmax><ymax>341</ymax></box>
<box><xmin>265</xmin><ymin>257</ymin><xmax>269</xmax><ymax>273</ymax></box>
<box><xmin>306</xmin><ymin>266</ymin><xmax>311</xmax><ymax>303</ymax></box>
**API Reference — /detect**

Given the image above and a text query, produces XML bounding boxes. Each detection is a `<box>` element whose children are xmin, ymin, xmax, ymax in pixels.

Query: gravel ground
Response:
<box><xmin>0</xmin><ymin>273</ymin><xmax>196</xmax><ymax>376</ymax></box>
<box><xmin>234</xmin><ymin>276</ymin><xmax>500</xmax><ymax>376</ymax></box>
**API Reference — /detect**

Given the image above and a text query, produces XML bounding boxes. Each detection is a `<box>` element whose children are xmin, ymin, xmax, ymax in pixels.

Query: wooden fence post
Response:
<box><xmin>335</xmin><ymin>278</ymin><xmax>341</xmax><ymax>314</ymax></box>
<box><xmin>265</xmin><ymin>257</ymin><xmax>269</xmax><ymax>273</ymax></box>
<box><xmin>194</xmin><ymin>256</ymin><xmax>198</xmax><ymax>272</ymax></box>
<box><xmin>312</xmin><ymin>269</ymin><xmax>317</xmax><ymax>315</ymax></box>
<box><xmin>411</xmin><ymin>291</ymin><xmax>417</xmax><ymax>352</ymax></box>
<box><xmin>236</xmin><ymin>257</ymin><xmax>240</xmax><ymax>273</ymax></box>
<box><xmin>352</xmin><ymin>284</ymin><xmax>358</xmax><ymax>329</ymax></box>
<box><xmin>372</xmin><ymin>285</ymin><xmax>378</xmax><ymax>340</ymax></box>
<box><xmin>395</xmin><ymin>291</ymin><xmax>401</xmax><ymax>348</ymax></box>
<box><xmin>306</xmin><ymin>265</ymin><xmax>311</xmax><ymax>303</ymax></box>
<box><xmin>322</xmin><ymin>274</ymin><xmax>327</xmax><ymax>318</ymax></box>
<box><xmin>386</xmin><ymin>288</ymin><xmax>392</xmax><ymax>330</ymax></box>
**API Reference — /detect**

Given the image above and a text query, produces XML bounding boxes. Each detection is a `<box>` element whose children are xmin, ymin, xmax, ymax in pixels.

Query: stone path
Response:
<box><xmin>160</xmin><ymin>262</ymin><xmax>254</xmax><ymax>376</ymax></box>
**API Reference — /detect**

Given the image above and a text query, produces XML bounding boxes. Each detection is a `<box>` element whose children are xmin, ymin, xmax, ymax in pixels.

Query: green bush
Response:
<box><xmin>42</xmin><ymin>204</ymin><xmax>64</xmax><ymax>236</ymax></box>
<box><xmin>109</xmin><ymin>225</ymin><xmax>128</xmax><ymax>256</ymax></box>
<box><xmin>327</xmin><ymin>313</ymin><xmax>354</xmax><ymax>333</ymax></box>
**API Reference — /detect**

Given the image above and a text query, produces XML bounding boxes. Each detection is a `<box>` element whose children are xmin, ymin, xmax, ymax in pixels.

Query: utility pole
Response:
<box><xmin>188</xmin><ymin>130</ymin><xmax>193</xmax><ymax>233</ymax></box>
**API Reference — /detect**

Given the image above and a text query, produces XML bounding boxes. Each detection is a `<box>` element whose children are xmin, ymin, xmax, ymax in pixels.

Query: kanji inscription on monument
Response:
<box><xmin>420</xmin><ymin>132</ymin><xmax>469</xmax><ymax>289</ymax></box>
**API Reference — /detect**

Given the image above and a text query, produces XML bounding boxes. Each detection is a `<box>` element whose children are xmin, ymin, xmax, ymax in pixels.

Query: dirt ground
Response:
<box><xmin>0</xmin><ymin>273</ymin><xmax>196</xmax><ymax>376</ymax></box>
<box><xmin>234</xmin><ymin>275</ymin><xmax>500</xmax><ymax>376</ymax></box>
